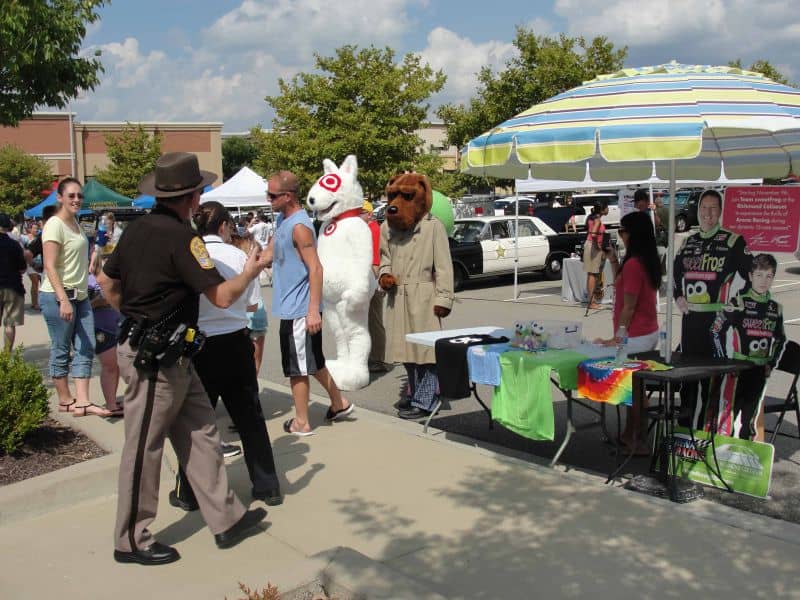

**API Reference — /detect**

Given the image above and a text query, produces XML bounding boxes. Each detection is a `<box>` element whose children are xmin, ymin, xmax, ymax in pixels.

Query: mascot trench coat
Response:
<box><xmin>379</xmin><ymin>213</ymin><xmax>454</xmax><ymax>365</ymax></box>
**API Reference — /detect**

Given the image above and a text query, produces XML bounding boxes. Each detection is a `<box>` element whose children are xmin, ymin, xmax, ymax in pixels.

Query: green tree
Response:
<box><xmin>437</xmin><ymin>27</ymin><xmax>627</xmax><ymax>149</ymax></box>
<box><xmin>222</xmin><ymin>136</ymin><xmax>258</xmax><ymax>181</ymax></box>
<box><xmin>728</xmin><ymin>59</ymin><xmax>791</xmax><ymax>85</ymax></box>
<box><xmin>0</xmin><ymin>145</ymin><xmax>53</xmax><ymax>216</ymax></box>
<box><xmin>252</xmin><ymin>45</ymin><xmax>446</xmax><ymax>199</ymax></box>
<box><xmin>0</xmin><ymin>0</ymin><xmax>106</xmax><ymax>126</ymax></box>
<box><xmin>95</xmin><ymin>123</ymin><xmax>163</xmax><ymax>198</ymax></box>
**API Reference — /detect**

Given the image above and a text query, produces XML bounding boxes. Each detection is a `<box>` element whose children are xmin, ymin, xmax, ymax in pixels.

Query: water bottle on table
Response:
<box><xmin>615</xmin><ymin>325</ymin><xmax>628</xmax><ymax>365</ymax></box>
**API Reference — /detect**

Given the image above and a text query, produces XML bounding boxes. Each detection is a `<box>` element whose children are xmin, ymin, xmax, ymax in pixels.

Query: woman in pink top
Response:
<box><xmin>595</xmin><ymin>210</ymin><xmax>661</xmax><ymax>453</ymax></box>
<box><xmin>582</xmin><ymin>199</ymin><xmax>609</xmax><ymax>309</ymax></box>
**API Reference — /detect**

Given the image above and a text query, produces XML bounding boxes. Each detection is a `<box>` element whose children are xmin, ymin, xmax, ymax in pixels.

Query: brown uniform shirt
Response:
<box><xmin>103</xmin><ymin>203</ymin><xmax>223</xmax><ymax>326</ymax></box>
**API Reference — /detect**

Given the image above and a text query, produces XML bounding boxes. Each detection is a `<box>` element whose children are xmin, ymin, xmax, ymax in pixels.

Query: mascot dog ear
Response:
<box><xmin>418</xmin><ymin>174</ymin><xmax>432</xmax><ymax>213</ymax></box>
<box><xmin>322</xmin><ymin>158</ymin><xmax>337</xmax><ymax>174</ymax></box>
<box><xmin>341</xmin><ymin>154</ymin><xmax>358</xmax><ymax>175</ymax></box>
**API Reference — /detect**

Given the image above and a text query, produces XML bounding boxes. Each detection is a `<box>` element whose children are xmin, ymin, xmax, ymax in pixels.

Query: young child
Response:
<box><xmin>711</xmin><ymin>253</ymin><xmax>786</xmax><ymax>440</ymax></box>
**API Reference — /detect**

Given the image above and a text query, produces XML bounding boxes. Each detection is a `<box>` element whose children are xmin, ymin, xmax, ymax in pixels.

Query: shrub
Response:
<box><xmin>0</xmin><ymin>348</ymin><xmax>49</xmax><ymax>454</ymax></box>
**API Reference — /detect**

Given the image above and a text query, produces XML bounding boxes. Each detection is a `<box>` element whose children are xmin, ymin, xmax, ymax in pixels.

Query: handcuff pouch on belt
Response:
<box><xmin>119</xmin><ymin>317</ymin><xmax>206</xmax><ymax>375</ymax></box>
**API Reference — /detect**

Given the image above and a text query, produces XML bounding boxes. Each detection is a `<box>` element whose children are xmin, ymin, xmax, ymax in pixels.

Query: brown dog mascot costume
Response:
<box><xmin>379</xmin><ymin>173</ymin><xmax>454</xmax><ymax>419</ymax></box>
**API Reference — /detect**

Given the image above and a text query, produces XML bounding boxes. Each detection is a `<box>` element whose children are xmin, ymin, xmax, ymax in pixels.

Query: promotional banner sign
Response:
<box><xmin>619</xmin><ymin>188</ymin><xmax>636</xmax><ymax>217</ymax></box>
<box><xmin>722</xmin><ymin>186</ymin><xmax>800</xmax><ymax>253</ymax></box>
<box><xmin>669</xmin><ymin>427</ymin><xmax>774</xmax><ymax>498</ymax></box>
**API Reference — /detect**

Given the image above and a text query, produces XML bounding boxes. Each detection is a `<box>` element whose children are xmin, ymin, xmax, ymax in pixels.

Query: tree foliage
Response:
<box><xmin>0</xmin><ymin>0</ymin><xmax>106</xmax><ymax>126</ymax></box>
<box><xmin>0</xmin><ymin>145</ymin><xmax>53</xmax><ymax>216</ymax></box>
<box><xmin>94</xmin><ymin>123</ymin><xmax>163</xmax><ymax>198</ymax></box>
<box><xmin>437</xmin><ymin>27</ymin><xmax>627</xmax><ymax>149</ymax></box>
<box><xmin>252</xmin><ymin>45</ymin><xmax>446</xmax><ymax>199</ymax></box>
<box><xmin>728</xmin><ymin>59</ymin><xmax>791</xmax><ymax>86</ymax></box>
<box><xmin>222</xmin><ymin>136</ymin><xmax>258</xmax><ymax>181</ymax></box>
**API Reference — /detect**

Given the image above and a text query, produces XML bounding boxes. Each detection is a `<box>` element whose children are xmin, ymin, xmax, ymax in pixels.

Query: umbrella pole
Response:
<box><xmin>513</xmin><ymin>180</ymin><xmax>520</xmax><ymax>301</ymax></box>
<box><xmin>665</xmin><ymin>161</ymin><xmax>676</xmax><ymax>363</ymax></box>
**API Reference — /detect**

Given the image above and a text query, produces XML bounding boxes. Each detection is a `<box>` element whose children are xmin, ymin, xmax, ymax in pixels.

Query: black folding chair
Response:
<box><xmin>764</xmin><ymin>340</ymin><xmax>800</xmax><ymax>445</ymax></box>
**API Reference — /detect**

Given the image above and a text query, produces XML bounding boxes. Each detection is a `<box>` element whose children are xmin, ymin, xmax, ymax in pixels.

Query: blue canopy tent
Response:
<box><xmin>24</xmin><ymin>190</ymin><xmax>92</xmax><ymax>219</ymax></box>
<box><xmin>132</xmin><ymin>194</ymin><xmax>155</xmax><ymax>209</ymax></box>
<box><xmin>132</xmin><ymin>185</ymin><xmax>213</xmax><ymax>210</ymax></box>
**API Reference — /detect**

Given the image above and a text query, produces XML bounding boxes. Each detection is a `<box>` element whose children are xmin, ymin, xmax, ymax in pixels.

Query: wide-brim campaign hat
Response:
<box><xmin>139</xmin><ymin>152</ymin><xmax>217</xmax><ymax>198</ymax></box>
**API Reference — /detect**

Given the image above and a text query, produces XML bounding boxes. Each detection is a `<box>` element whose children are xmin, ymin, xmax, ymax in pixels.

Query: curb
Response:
<box><xmin>0</xmin><ymin>453</ymin><xmax>119</xmax><ymax>526</ymax></box>
<box><xmin>257</xmin><ymin>377</ymin><xmax>800</xmax><ymax>549</ymax></box>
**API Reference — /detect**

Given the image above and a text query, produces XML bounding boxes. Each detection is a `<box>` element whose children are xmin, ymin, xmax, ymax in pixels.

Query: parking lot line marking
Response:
<box><xmin>778</xmin><ymin>259</ymin><xmax>799</xmax><ymax>265</ymax></box>
<box><xmin>785</xmin><ymin>317</ymin><xmax>800</xmax><ymax>324</ymax></box>
<box><xmin>504</xmin><ymin>294</ymin><xmax>553</xmax><ymax>302</ymax></box>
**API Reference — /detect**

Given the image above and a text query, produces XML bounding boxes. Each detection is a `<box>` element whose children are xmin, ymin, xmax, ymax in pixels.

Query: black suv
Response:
<box><xmin>502</xmin><ymin>198</ymin><xmax>540</xmax><ymax>217</ymax></box>
<box><xmin>664</xmin><ymin>189</ymin><xmax>701</xmax><ymax>232</ymax></box>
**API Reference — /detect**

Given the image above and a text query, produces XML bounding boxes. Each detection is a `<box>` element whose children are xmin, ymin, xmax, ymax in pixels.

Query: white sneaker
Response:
<box><xmin>221</xmin><ymin>442</ymin><xmax>241</xmax><ymax>458</ymax></box>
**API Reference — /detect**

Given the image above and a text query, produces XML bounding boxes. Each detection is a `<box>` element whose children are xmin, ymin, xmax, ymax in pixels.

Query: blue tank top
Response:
<box><xmin>272</xmin><ymin>210</ymin><xmax>316</xmax><ymax>319</ymax></box>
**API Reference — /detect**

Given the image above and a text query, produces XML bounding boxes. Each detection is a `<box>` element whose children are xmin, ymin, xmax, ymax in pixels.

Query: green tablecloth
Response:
<box><xmin>492</xmin><ymin>350</ymin><xmax>588</xmax><ymax>441</ymax></box>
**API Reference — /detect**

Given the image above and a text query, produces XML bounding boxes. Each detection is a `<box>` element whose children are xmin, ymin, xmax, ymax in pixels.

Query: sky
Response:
<box><xmin>73</xmin><ymin>0</ymin><xmax>799</xmax><ymax>132</ymax></box>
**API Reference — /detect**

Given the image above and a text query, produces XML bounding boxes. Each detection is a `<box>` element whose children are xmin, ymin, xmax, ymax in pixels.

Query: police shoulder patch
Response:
<box><xmin>190</xmin><ymin>236</ymin><xmax>215</xmax><ymax>269</ymax></box>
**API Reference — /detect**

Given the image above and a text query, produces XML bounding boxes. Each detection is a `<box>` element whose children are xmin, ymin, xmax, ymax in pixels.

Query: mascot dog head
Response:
<box><xmin>307</xmin><ymin>155</ymin><xmax>364</xmax><ymax>221</ymax></box>
<box><xmin>384</xmin><ymin>173</ymin><xmax>432</xmax><ymax>231</ymax></box>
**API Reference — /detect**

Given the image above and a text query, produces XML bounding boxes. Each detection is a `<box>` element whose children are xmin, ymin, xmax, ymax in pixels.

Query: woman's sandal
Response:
<box><xmin>106</xmin><ymin>405</ymin><xmax>124</xmax><ymax>419</ymax></box>
<box><xmin>73</xmin><ymin>403</ymin><xmax>115</xmax><ymax>418</ymax></box>
<box><xmin>58</xmin><ymin>399</ymin><xmax>77</xmax><ymax>413</ymax></box>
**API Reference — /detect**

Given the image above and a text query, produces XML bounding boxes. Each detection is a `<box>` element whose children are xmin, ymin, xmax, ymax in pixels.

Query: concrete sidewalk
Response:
<box><xmin>2</xmin><ymin>313</ymin><xmax>800</xmax><ymax>598</ymax></box>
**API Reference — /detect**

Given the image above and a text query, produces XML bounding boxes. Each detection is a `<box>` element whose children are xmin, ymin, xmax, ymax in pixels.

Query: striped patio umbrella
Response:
<box><xmin>461</xmin><ymin>62</ymin><xmax>800</xmax><ymax>360</ymax></box>
<box><xmin>463</xmin><ymin>61</ymin><xmax>800</xmax><ymax>182</ymax></box>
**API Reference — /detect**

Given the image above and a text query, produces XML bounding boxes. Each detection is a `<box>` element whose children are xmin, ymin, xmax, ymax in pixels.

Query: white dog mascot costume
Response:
<box><xmin>306</xmin><ymin>155</ymin><xmax>376</xmax><ymax>390</ymax></box>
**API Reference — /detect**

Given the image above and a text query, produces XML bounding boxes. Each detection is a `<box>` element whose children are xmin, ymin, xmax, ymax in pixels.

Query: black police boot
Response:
<box><xmin>169</xmin><ymin>470</ymin><xmax>199</xmax><ymax>512</ymax></box>
<box><xmin>114</xmin><ymin>541</ymin><xmax>180</xmax><ymax>566</ymax></box>
<box><xmin>214</xmin><ymin>508</ymin><xmax>267</xmax><ymax>549</ymax></box>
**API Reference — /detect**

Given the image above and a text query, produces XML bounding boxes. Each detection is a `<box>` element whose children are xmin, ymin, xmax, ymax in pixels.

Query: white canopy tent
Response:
<box><xmin>199</xmin><ymin>166</ymin><xmax>270</xmax><ymax>210</ymax></box>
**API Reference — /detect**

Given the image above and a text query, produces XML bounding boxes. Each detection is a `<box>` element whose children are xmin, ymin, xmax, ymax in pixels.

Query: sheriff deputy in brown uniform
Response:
<box><xmin>98</xmin><ymin>152</ymin><xmax>271</xmax><ymax>565</ymax></box>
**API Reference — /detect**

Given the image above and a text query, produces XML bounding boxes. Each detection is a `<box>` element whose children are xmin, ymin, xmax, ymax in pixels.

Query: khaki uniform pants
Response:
<box><xmin>114</xmin><ymin>340</ymin><xmax>245</xmax><ymax>552</ymax></box>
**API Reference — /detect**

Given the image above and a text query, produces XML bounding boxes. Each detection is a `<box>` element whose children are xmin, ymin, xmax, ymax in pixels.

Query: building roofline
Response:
<box><xmin>76</xmin><ymin>121</ymin><xmax>223</xmax><ymax>131</ymax></box>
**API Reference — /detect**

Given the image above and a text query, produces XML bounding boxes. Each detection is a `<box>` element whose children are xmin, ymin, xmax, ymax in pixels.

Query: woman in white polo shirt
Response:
<box><xmin>170</xmin><ymin>201</ymin><xmax>281</xmax><ymax>510</ymax></box>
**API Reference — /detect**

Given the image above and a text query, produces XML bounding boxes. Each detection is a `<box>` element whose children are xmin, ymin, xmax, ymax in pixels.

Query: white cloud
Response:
<box><xmin>78</xmin><ymin>0</ymin><xmax>429</xmax><ymax>129</ymax></box>
<box><xmin>554</xmin><ymin>0</ymin><xmax>798</xmax><ymax>81</ymax></box>
<box><xmin>95</xmin><ymin>38</ymin><xmax>166</xmax><ymax>89</ymax></box>
<box><xmin>417</xmin><ymin>27</ymin><xmax>516</xmax><ymax>109</ymax></box>
<box><xmin>203</xmin><ymin>0</ymin><xmax>417</xmax><ymax>63</ymax></box>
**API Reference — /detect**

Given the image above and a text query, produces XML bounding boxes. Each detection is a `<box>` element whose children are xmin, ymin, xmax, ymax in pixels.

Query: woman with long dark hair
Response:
<box><xmin>582</xmin><ymin>198</ymin><xmax>609</xmax><ymax>309</ymax></box>
<box><xmin>170</xmin><ymin>201</ymin><xmax>282</xmax><ymax>511</ymax></box>
<box><xmin>595</xmin><ymin>210</ymin><xmax>661</xmax><ymax>453</ymax></box>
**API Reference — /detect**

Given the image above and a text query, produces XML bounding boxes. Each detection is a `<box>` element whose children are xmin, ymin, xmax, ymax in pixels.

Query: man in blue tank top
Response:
<box><xmin>264</xmin><ymin>171</ymin><xmax>354</xmax><ymax>436</ymax></box>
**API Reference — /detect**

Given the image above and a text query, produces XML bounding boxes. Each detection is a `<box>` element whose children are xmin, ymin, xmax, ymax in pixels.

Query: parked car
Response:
<box><xmin>663</xmin><ymin>189</ymin><xmax>701</xmax><ymax>232</ymax></box>
<box><xmin>501</xmin><ymin>197</ymin><xmax>540</xmax><ymax>217</ymax></box>
<box><xmin>449</xmin><ymin>215</ymin><xmax>585</xmax><ymax>289</ymax></box>
<box><xmin>570</xmin><ymin>193</ymin><xmax>621</xmax><ymax>229</ymax></box>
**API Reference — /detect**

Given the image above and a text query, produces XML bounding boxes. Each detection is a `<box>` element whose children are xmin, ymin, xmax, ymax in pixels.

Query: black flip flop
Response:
<box><xmin>325</xmin><ymin>402</ymin><xmax>355</xmax><ymax>421</ymax></box>
<box><xmin>283</xmin><ymin>418</ymin><xmax>314</xmax><ymax>437</ymax></box>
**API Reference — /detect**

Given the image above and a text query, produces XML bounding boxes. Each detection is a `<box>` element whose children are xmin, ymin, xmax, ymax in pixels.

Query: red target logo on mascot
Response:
<box><xmin>318</xmin><ymin>174</ymin><xmax>341</xmax><ymax>192</ymax></box>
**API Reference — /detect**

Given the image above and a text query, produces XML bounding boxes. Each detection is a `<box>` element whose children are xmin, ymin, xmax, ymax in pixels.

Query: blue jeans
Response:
<box><xmin>40</xmin><ymin>292</ymin><xmax>95</xmax><ymax>378</ymax></box>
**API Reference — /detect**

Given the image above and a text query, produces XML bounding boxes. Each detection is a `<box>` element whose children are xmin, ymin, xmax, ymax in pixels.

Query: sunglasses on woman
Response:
<box><xmin>65</xmin><ymin>193</ymin><xmax>84</xmax><ymax>199</ymax></box>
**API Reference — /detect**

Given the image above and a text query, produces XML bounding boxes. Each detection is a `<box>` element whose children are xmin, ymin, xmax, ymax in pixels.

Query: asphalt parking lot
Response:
<box><xmin>258</xmin><ymin>250</ymin><xmax>800</xmax><ymax>523</ymax></box>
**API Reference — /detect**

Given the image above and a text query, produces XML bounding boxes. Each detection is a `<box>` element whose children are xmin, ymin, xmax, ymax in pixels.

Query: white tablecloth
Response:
<box><xmin>561</xmin><ymin>257</ymin><xmax>614</xmax><ymax>304</ymax></box>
